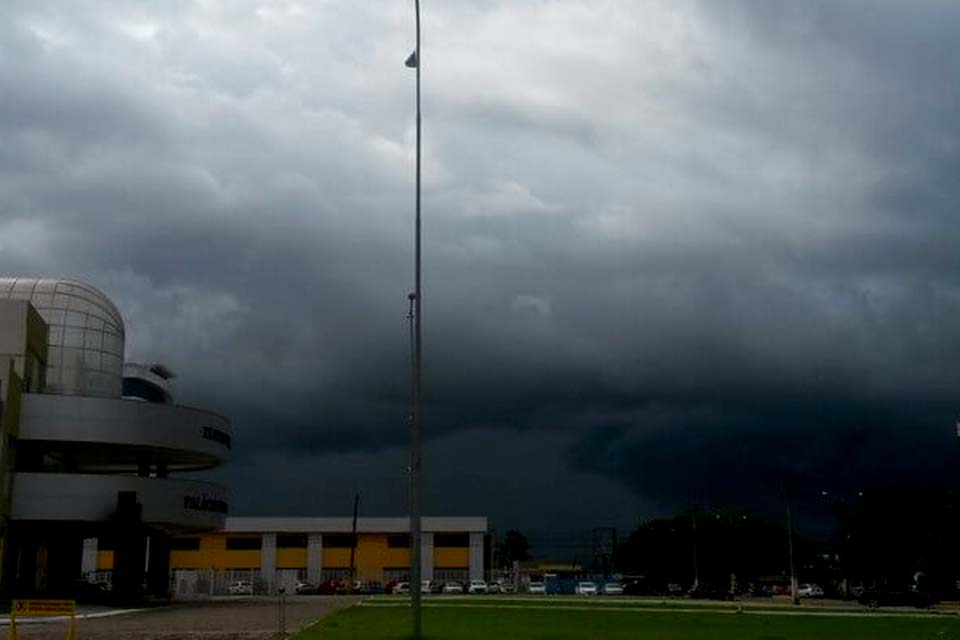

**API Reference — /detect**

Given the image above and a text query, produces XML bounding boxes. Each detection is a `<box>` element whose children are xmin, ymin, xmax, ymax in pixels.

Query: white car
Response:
<box><xmin>443</xmin><ymin>582</ymin><xmax>464</xmax><ymax>594</ymax></box>
<box><xmin>393</xmin><ymin>581</ymin><xmax>410</xmax><ymax>595</ymax></box>
<box><xmin>576</xmin><ymin>581</ymin><xmax>598</xmax><ymax>595</ymax></box>
<box><xmin>228</xmin><ymin>580</ymin><xmax>254</xmax><ymax>595</ymax></box>
<box><xmin>487</xmin><ymin>582</ymin><xmax>501</xmax><ymax>594</ymax></box>
<box><xmin>603</xmin><ymin>582</ymin><xmax>624</xmax><ymax>595</ymax></box>
<box><xmin>295</xmin><ymin>580</ymin><xmax>315</xmax><ymax>595</ymax></box>
<box><xmin>528</xmin><ymin>581</ymin><xmax>545</xmax><ymax>595</ymax></box>
<box><xmin>421</xmin><ymin>580</ymin><xmax>434</xmax><ymax>594</ymax></box>
<box><xmin>468</xmin><ymin>580</ymin><xmax>488</xmax><ymax>594</ymax></box>
<box><xmin>798</xmin><ymin>583</ymin><xmax>824</xmax><ymax>598</ymax></box>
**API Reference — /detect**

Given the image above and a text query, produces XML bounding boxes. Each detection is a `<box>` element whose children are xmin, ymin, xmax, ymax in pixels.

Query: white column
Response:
<box><xmin>421</xmin><ymin>532</ymin><xmax>434</xmax><ymax>582</ymax></box>
<box><xmin>261</xmin><ymin>533</ymin><xmax>276</xmax><ymax>593</ymax></box>
<box><xmin>307</xmin><ymin>533</ymin><xmax>323</xmax><ymax>585</ymax></box>
<box><xmin>468</xmin><ymin>532</ymin><xmax>484</xmax><ymax>581</ymax></box>
<box><xmin>81</xmin><ymin>538</ymin><xmax>98</xmax><ymax>576</ymax></box>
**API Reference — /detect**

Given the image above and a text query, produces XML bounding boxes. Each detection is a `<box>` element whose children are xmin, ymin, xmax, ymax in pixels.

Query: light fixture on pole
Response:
<box><xmin>405</xmin><ymin>1</ymin><xmax>423</xmax><ymax>638</ymax></box>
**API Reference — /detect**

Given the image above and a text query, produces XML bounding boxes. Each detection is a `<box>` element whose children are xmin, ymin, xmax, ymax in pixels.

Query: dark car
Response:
<box><xmin>622</xmin><ymin>578</ymin><xmax>657</xmax><ymax>596</ymax></box>
<box><xmin>858</xmin><ymin>589</ymin><xmax>936</xmax><ymax>608</ymax></box>
<box><xmin>316</xmin><ymin>580</ymin><xmax>341</xmax><ymax>595</ymax></box>
<box><xmin>71</xmin><ymin>578</ymin><xmax>111</xmax><ymax>602</ymax></box>
<box><xmin>687</xmin><ymin>584</ymin><xmax>734</xmax><ymax>601</ymax></box>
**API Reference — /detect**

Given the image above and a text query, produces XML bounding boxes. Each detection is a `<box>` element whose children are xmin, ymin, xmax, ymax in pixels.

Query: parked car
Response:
<box><xmin>858</xmin><ymin>589</ymin><xmax>936</xmax><ymax>608</ymax></box>
<box><xmin>487</xmin><ymin>581</ymin><xmax>501</xmax><ymax>594</ymax></box>
<box><xmin>316</xmin><ymin>580</ymin><xmax>340</xmax><ymax>595</ymax></box>
<box><xmin>72</xmin><ymin>578</ymin><xmax>111</xmax><ymax>601</ymax></box>
<box><xmin>797</xmin><ymin>583</ymin><xmax>824</xmax><ymax>598</ymax></box>
<box><xmin>468</xmin><ymin>580</ymin><xmax>488</xmax><ymax>594</ymax></box>
<box><xmin>687</xmin><ymin>584</ymin><xmax>733</xmax><ymax>601</ymax></box>
<box><xmin>421</xmin><ymin>580</ymin><xmax>434</xmax><ymax>594</ymax></box>
<box><xmin>228</xmin><ymin>580</ymin><xmax>254</xmax><ymax>595</ymax></box>
<box><xmin>603</xmin><ymin>582</ymin><xmax>624</xmax><ymax>595</ymax></box>
<box><xmin>498</xmin><ymin>581</ymin><xmax>516</xmax><ymax>594</ymax></box>
<box><xmin>354</xmin><ymin>581</ymin><xmax>378</xmax><ymax>594</ymax></box>
<box><xmin>528</xmin><ymin>581</ymin><xmax>546</xmax><ymax>595</ymax></box>
<box><xmin>443</xmin><ymin>581</ymin><xmax>464</xmax><ymax>594</ymax></box>
<box><xmin>295</xmin><ymin>581</ymin><xmax>316</xmax><ymax>595</ymax></box>
<box><xmin>576</xmin><ymin>581</ymin><xmax>598</xmax><ymax>595</ymax></box>
<box><xmin>620</xmin><ymin>578</ymin><xmax>655</xmax><ymax>596</ymax></box>
<box><xmin>393</xmin><ymin>581</ymin><xmax>411</xmax><ymax>595</ymax></box>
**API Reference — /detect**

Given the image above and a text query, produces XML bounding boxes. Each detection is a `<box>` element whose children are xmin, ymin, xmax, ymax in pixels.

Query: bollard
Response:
<box><xmin>277</xmin><ymin>586</ymin><xmax>286</xmax><ymax>636</ymax></box>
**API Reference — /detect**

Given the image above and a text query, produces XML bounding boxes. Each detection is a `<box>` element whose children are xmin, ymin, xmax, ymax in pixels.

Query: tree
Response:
<box><xmin>497</xmin><ymin>530</ymin><xmax>531</xmax><ymax>569</ymax></box>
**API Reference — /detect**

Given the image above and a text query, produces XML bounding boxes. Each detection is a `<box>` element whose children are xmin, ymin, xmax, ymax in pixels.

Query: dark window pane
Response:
<box><xmin>434</xmin><ymin>533</ymin><xmax>469</xmax><ymax>548</ymax></box>
<box><xmin>226</xmin><ymin>537</ymin><xmax>262</xmax><ymax>551</ymax></box>
<box><xmin>324</xmin><ymin>534</ymin><xmax>355</xmax><ymax>548</ymax></box>
<box><xmin>387</xmin><ymin>534</ymin><xmax>410</xmax><ymax>548</ymax></box>
<box><xmin>277</xmin><ymin>534</ymin><xmax>308</xmax><ymax>548</ymax></box>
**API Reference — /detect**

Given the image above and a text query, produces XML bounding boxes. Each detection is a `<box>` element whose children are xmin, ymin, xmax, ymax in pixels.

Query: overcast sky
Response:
<box><xmin>2</xmin><ymin>0</ymin><xmax>960</xmax><ymax>538</ymax></box>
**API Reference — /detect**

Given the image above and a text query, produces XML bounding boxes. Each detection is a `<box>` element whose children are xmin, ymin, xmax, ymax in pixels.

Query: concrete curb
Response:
<box><xmin>0</xmin><ymin>607</ymin><xmax>150</xmax><ymax>626</ymax></box>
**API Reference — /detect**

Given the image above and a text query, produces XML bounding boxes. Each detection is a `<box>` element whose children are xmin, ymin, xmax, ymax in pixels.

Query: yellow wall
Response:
<box><xmin>97</xmin><ymin>550</ymin><xmax>114</xmax><ymax>571</ymax></box>
<box><xmin>321</xmin><ymin>535</ymin><xmax>411</xmax><ymax>582</ymax></box>
<box><xmin>170</xmin><ymin>534</ymin><xmax>260</xmax><ymax>570</ymax></box>
<box><xmin>321</xmin><ymin>547</ymin><xmax>351</xmax><ymax>569</ymax></box>
<box><xmin>168</xmin><ymin>532</ymin><xmax>469</xmax><ymax>578</ymax></box>
<box><xmin>276</xmin><ymin>548</ymin><xmax>307</xmax><ymax>569</ymax></box>
<box><xmin>434</xmin><ymin>547</ymin><xmax>469</xmax><ymax>569</ymax></box>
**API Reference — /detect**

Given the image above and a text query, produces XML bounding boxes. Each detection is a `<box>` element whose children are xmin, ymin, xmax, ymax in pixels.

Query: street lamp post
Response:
<box><xmin>786</xmin><ymin>499</ymin><xmax>799</xmax><ymax>606</ymax></box>
<box><xmin>405</xmin><ymin>2</ymin><xmax>423</xmax><ymax>637</ymax></box>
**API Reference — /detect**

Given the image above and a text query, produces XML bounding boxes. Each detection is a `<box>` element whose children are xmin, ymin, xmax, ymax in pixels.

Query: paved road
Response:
<box><xmin>10</xmin><ymin>596</ymin><xmax>359</xmax><ymax>640</ymax></box>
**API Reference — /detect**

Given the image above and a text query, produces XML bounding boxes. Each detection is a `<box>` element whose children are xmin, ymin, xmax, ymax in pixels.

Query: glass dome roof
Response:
<box><xmin>0</xmin><ymin>277</ymin><xmax>125</xmax><ymax>398</ymax></box>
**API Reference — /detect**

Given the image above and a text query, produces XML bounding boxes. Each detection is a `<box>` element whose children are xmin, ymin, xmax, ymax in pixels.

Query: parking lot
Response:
<box><xmin>8</xmin><ymin>596</ymin><xmax>359</xmax><ymax>640</ymax></box>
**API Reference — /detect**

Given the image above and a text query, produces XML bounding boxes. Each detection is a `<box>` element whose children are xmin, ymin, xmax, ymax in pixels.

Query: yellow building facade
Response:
<box><xmin>102</xmin><ymin>516</ymin><xmax>488</xmax><ymax>595</ymax></box>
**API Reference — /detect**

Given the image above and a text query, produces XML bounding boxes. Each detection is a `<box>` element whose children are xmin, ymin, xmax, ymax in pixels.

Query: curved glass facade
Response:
<box><xmin>0</xmin><ymin>278</ymin><xmax>125</xmax><ymax>398</ymax></box>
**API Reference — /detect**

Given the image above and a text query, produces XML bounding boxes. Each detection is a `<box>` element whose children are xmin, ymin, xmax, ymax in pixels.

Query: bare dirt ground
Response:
<box><xmin>10</xmin><ymin>596</ymin><xmax>360</xmax><ymax>640</ymax></box>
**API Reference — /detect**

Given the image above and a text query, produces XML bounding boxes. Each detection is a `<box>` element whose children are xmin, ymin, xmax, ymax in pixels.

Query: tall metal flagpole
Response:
<box><xmin>405</xmin><ymin>1</ymin><xmax>423</xmax><ymax>637</ymax></box>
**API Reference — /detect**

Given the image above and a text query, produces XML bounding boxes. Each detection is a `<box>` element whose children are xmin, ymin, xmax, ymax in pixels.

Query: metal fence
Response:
<box><xmin>172</xmin><ymin>569</ymin><xmax>276</xmax><ymax>598</ymax></box>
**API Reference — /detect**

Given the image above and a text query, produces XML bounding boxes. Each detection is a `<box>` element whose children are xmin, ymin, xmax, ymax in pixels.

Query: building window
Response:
<box><xmin>324</xmin><ymin>534</ymin><xmax>354</xmax><ymax>548</ymax></box>
<box><xmin>277</xmin><ymin>534</ymin><xmax>308</xmax><ymax>549</ymax></box>
<box><xmin>226</xmin><ymin>537</ymin><xmax>262</xmax><ymax>551</ymax></box>
<box><xmin>434</xmin><ymin>533</ymin><xmax>469</xmax><ymax>548</ymax></box>
<box><xmin>387</xmin><ymin>534</ymin><xmax>410</xmax><ymax>548</ymax></box>
<box><xmin>171</xmin><ymin>538</ymin><xmax>200</xmax><ymax>551</ymax></box>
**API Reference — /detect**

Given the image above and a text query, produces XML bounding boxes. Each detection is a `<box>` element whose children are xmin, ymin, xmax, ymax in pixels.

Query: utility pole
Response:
<box><xmin>786</xmin><ymin>499</ymin><xmax>799</xmax><ymax>605</ymax></box>
<box><xmin>691</xmin><ymin>512</ymin><xmax>700</xmax><ymax>591</ymax></box>
<box><xmin>405</xmin><ymin>2</ymin><xmax>424</xmax><ymax>636</ymax></box>
<box><xmin>349</xmin><ymin>493</ymin><xmax>360</xmax><ymax>587</ymax></box>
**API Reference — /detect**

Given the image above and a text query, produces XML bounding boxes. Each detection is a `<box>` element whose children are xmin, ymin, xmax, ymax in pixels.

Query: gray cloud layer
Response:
<box><xmin>2</xmin><ymin>0</ymin><xmax>959</xmax><ymax>531</ymax></box>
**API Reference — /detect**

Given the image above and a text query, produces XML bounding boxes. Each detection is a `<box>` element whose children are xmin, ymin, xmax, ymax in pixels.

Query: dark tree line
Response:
<box><xmin>614</xmin><ymin>511</ymin><xmax>787</xmax><ymax>593</ymax></box>
<box><xmin>614</xmin><ymin>487</ymin><xmax>960</xmax><ymax>598</ymax></box>
<box><xmin>833</xmin><ymin>488</ymin><xmax>960</xmax><ymax>596</ymax></box>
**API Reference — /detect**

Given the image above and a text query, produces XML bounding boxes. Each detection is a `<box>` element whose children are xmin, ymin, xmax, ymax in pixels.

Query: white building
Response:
<box><xmin>0</xmin><ymin>277</ymin><xmax>230</xmax><ymax>596</ymax></box>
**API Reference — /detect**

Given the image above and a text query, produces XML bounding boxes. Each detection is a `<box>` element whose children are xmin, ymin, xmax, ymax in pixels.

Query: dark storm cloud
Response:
<box><xmin>1</xmin><ymin>0</ymin><xmax>960</xmax><ymax>530</ymax></box>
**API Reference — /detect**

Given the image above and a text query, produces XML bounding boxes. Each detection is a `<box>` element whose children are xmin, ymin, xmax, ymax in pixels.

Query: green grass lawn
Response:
<box><xmin>295</xmin><ymin>600</ymin><xmax>960</xmax><ymax>640</ymax></box>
